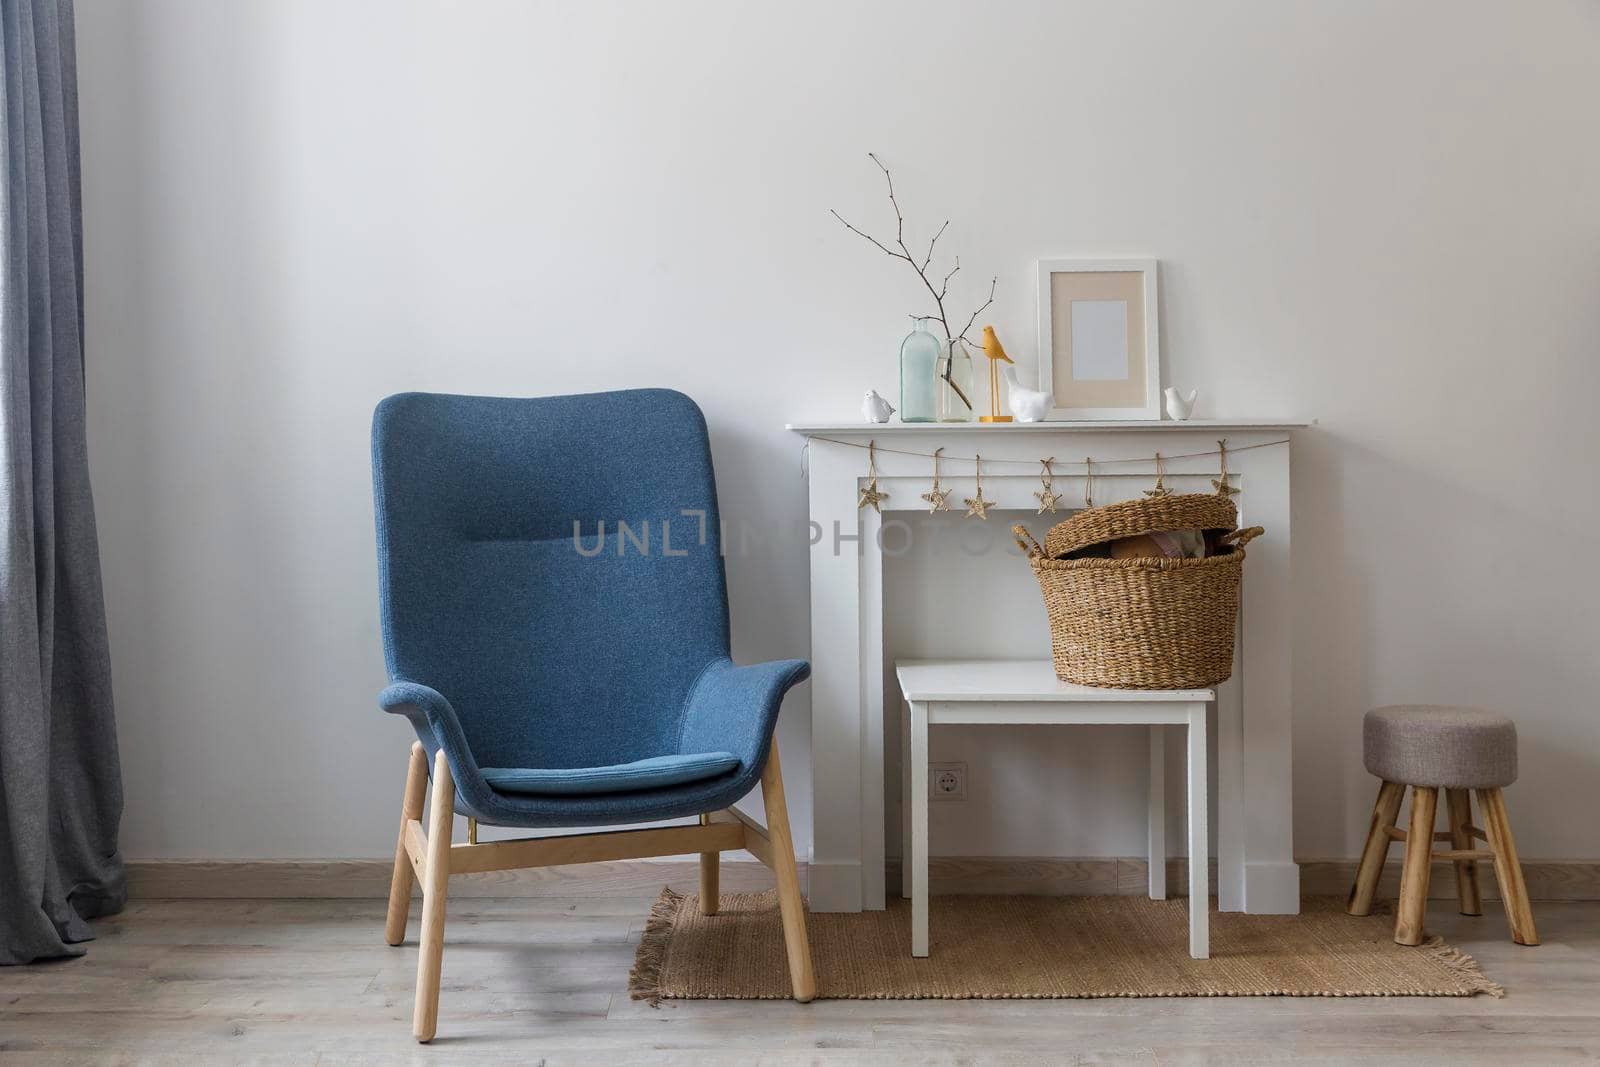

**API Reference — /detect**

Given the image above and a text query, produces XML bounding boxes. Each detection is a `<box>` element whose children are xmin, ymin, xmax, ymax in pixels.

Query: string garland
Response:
<box><xmin>805</xmin><ymin>433</ymin><xmax>1288</xmax><ymax>471</ymax></box>
<box><xmin>840</xmin><ymin>435</ymin><xmax>1283</xmax><ymax>514</ymax></box>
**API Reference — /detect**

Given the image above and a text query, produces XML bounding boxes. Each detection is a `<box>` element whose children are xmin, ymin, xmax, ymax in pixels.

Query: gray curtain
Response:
<box><xmin>0</xmin><ymin>0</ymin><xmax>124</xmax><ymax>965</ymax></box>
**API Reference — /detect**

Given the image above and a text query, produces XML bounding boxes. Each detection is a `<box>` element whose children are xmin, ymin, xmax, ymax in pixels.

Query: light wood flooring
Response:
<box><xmin>2</xmin><ymin>896</ymin><xmax>1598</xmax><ymax>1065</ymax></box>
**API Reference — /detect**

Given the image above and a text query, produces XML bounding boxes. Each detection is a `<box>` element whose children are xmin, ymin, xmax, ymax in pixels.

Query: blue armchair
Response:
<box><xmin>372</xmin><ymin>389</ymin><xmax>815</xmax><ymax>1041</ymax></box>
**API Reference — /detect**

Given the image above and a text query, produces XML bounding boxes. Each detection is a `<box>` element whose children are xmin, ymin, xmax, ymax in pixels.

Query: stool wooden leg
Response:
<box><xmin>1478</xmin><ymin>787</ymin><xmax>1539</xmax><ymax>946</ymax></box>
<box><xmin>1348</xmin><ymin>780</ymin><xmax>1404</xmax><ymax>916</ymax></box>
<box><xmin>1394</xmin><ymin>786</ymin><xmax>1436</xmax><ymax>946</ymax></box>
<box><xmin>1445</xmin><ymin>788</ymin><xmax>1482</xmax><ymax>916</ymax></box>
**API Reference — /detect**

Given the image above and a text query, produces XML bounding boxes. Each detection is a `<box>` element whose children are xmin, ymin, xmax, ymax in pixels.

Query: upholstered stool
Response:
<box><xmin>1346</xmin><ymin>705</ymin><xmax>1537</xmax><ymax>946</ymax></box>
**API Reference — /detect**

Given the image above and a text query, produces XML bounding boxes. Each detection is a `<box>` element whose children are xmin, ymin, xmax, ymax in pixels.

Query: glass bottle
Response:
<box><xmin>936</xmin><ymin>337</ymin><xmax>976</xmax><ymax>422</ymax></box>
<box><xmin>898</xmin><ymin>316</ymin><xmax>940</xmax><ymax>423</ymax></box>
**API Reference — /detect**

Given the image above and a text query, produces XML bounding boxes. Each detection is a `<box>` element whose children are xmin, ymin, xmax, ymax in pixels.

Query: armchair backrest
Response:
<box><xmin>372</xmin><ymin>389</ymin><xmax>730</xmax><ymax>770</ymax></box>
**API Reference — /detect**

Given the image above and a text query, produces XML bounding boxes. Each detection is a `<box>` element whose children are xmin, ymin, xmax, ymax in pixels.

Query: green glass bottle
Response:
<box><xmin>898</xmin><ymin>316</ymin><xmax>940</xmax><ymax>423</ymax></box>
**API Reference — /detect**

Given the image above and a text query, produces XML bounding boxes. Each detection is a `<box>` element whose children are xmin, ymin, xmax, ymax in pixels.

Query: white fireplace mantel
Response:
<box><xmin>789</xmin><ymin>418</ymin><xmax>1308</xmax><ymax>915</ymax></box>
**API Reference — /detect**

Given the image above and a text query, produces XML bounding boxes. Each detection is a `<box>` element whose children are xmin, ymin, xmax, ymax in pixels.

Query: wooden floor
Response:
<box><xmin>3</xmin><ymin>897</ymin><xmax>1599</xmax><ymax>1065</ymax></box>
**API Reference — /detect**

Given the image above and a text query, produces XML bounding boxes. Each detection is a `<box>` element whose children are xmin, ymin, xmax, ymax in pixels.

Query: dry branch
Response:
<box><xmin>831</xmin><ymin>153</ymin><xmax>996</xmax><ymax>355</ymax></box>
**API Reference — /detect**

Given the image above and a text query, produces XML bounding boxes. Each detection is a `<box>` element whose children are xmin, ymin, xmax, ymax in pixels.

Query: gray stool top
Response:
<box><xmin>1363</xmin><ymin>705</ymin><xmax>1517</xmax><ymax>789</ymax></box>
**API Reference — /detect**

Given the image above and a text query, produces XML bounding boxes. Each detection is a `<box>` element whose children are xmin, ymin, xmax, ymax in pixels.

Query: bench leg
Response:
<box><xmin>1186</xmin><ymin>704</ymin><xmax>1209</xmax><ymax>959</ymax></box>
<box><xmin>1148</xmin><ymin>726</ymin><xmax>1167</xmax><ymax>899</ymax></box>
<box><xmin>910</xmin><ymin>700</ymin><xmax>929</xmax><ymax>957</ymax></box>
<box><xmin>901</xmin><ymin>700</ymin><xmax>912</xmax><ymax>900</ymax></box>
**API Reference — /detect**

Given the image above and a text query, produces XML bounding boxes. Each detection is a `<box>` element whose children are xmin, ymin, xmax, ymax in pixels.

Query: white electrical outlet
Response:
<box><xmin>929</xmin><ymin>761</ymin><xmax>967</xmax><ymax>801</ymax></box>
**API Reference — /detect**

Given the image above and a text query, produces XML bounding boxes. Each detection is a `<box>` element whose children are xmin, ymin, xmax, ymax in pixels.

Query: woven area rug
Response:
<box><xmin>629</xmin><ymin>890</ymin><xmax>1502</xmax><ymax>1002</ymax></box>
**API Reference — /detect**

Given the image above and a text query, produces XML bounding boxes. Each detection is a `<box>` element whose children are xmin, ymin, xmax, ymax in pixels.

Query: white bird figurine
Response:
<box><xmin>1000</xmin><ymin>365</ymin><xmax>1053</xmax><ymax>422</ymax></box>
<box><xmin>1164</xmin><ymin>387</ymin><xmax>1198</xmax><ymax>421</ymax></box>
<box><xmin>861</xmin><ymin>389</ymin><xmax>896</xmax><ymax>424</ymax></box>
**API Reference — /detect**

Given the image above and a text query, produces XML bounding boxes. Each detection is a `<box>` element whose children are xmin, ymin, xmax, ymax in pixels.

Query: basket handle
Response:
<box><xmin>1012</xmin><ymin>524</ymin><xmax>1045</xmax><ymax>559</ymax></box>
<box><xmin>1219</xmin><ymin>525</ymin><xmax>1265</xmax><ymax>548</ymax></box>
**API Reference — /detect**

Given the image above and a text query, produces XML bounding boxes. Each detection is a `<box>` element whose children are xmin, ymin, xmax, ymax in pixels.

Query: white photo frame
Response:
<box><xmin>1036</xmin><ymin>258</ymin><xmax>1161</xmax><ymax>420</ymax></box>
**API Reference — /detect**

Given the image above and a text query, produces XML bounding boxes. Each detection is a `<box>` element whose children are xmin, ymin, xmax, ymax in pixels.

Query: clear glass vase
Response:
<box><xmin>898</xmin><ymin>316</ymin><xmax>941</xmax><ymax>423</ymax></box>
<box><xmin>936</xmin><ymin>337</ymin><xmax>976</xmax><ymax>422</ymax></box>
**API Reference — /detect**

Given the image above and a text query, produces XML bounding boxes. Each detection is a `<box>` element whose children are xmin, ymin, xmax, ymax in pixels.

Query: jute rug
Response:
<box><xmin>629</xmin><ymin>890</ymin><xmax>1502</xmax><ymax>1002</ymax></box>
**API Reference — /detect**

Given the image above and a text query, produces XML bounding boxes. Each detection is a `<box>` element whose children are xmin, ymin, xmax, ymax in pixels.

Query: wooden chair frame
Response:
<box><xmin>1346</xmin><ymin>780</ymin><xmax>1538</xmax><ymax>948</ymax></box>
<box><xmin>384</xmin><ymin>741</ymin><xmax>817</xmax><ymax>1042</ymax></box>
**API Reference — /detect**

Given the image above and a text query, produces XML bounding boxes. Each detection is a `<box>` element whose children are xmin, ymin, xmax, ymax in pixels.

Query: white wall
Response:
<box><xmin>75</xmin><ymin>1</ymin><xmax>1600</xmax><ymax>865</ymax></box>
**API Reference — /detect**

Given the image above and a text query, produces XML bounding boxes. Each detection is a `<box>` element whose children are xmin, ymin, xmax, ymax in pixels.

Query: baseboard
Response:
<box><xmin>885</xmin><ymin>857</ymin><xmax>1600</xmax><ymax>902</ymax></box>
<box><xmin>127</xmin><ymin>857</ymin><xmax>799</xmax><ymax>899</ymax></box>
<box><xmin>883</xmin><ymin>857</ymin><xmax>1218</xmax><ymax>897</ymax></box>
<box><xmin>1297</xmin><ymin>857</ymin><xmax>1600</xmax><ymax>902</ymax></box>
<box><xmin>126</xmin><ymin>855</ymin><xmax>1600</xmax><ymax>902</ymax></box>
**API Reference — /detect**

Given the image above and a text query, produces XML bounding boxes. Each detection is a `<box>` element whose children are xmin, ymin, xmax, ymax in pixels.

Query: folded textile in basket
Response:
<box><xmin>1108</xmin><ymin>529</ymin><xmax>1209</xmax><ymax>560</ymax></box>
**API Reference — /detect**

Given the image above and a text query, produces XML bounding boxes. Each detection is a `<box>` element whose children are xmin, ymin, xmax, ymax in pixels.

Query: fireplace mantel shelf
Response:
<box><xmin>788</xmin><ymin>419</ymin><xmax>1309</xmax><ymax>434</ymax></box>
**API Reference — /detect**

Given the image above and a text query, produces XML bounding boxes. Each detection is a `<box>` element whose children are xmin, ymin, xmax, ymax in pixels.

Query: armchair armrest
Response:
<box><xmin>678</xmin><ymin>657</ymin><xmax>810</xmax><ymax>772</ymax></box>
<box><xmin>379</xmin><ymin>681</ymin><xmax>497</xmax><ymax>815</ymax></box>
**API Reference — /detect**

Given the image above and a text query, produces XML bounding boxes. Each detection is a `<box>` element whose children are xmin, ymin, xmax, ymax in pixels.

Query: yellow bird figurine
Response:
<box><xmin>979</xmin><ymin>325</ymin><xmax>1014</xmax><ymax>422</ymax></box>
<box><xmin>981</xmin><ymin>325</ymin><xmax>1014</xmax><ymax>365</ymax></box>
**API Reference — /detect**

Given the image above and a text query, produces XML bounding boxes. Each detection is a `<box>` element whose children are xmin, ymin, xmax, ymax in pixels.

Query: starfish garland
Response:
<box><xmin>858</xmin><ymin>439</ymin><xmax>889</xmax><ymax>513</ymax></box>
<box><xmin>1145</xmin><ymin>452</ymin><xmax>1173</xmax><ymax>498</ymax></box>
<box><xmin>1034</xmin><ymin>457</ymin><xmax>1060</xmax><ymax>513</ymax></box>
<box><xmin>813</xmin><ymin>438</ymin><xmax>1269</xmax><ymax>514</ymax></box>
<box><xmin>1213</xmin><ymin>439</ymin><xmax>1240</xmax><ymax>497</ymax></box>
<box><xmin>920</xmin><ymin>447</ymin><xmax>951</xmax><ymax>512</ymax></box>
<box><xmin>964</xmin><ymin>453</ymin><xmax>995</xmax><ymax>519</ymax></box>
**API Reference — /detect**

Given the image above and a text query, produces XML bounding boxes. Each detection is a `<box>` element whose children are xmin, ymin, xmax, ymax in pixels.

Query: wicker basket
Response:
<box><xmin>1013</xmin><ymin>497</ymin><xmax>1264</xmax><ymax>689</ymax></box>
<box><xmin>1042</xmin><ymin>493</ymin><xmax>1242</xmax><ymax>560</ymax></box>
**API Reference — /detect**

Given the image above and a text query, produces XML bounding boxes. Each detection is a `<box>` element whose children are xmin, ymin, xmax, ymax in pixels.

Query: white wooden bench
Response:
<box><xmin>896</xmin><ymin>659</ymin><xmax>1213</xmax><ymax>959</ymax></box>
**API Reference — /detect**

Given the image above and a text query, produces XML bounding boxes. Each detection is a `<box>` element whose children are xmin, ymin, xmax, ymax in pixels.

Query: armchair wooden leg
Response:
<box><xmin>760</xmin><ymin>746</ymin><xmax>816</xmax><ymax>1003</ymax></box>
<box><xmin>1445</xmin><ymin>788</ymin><xmax>1482</xmax><ymax>916</ymax></box>
<box><xmin>413</xmin><ymin>750</ymin><xmax>454</xmax><ymax>1043</ymax></box>
<box><xmin>385</xmin><ymin>742</ymin><xmax>429</xmax><ymax>946</ymax></box>
<box><xmin>1347</xmin><ymin>780</ymin><xmax>1404</xmax><ymax>916</ymax></box>
<box><xmin>1478</xmin><ymin>788</ymin><xmax>1539</xmax><ymax>946</ymax></box>
<box><xmin>1394</xmin><ymin>786</ymin><xmax>1437</xmax><ymax>946</ymax></box>
<box><xmin>699</xmin><ymin>813</ymin><xmax>719</xmax><ymax>915</ymax></box>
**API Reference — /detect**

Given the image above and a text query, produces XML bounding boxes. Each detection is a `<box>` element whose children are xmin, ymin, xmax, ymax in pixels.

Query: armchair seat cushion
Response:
<box><xmin>480</xmin><ymin>751</ymin><xmax>741</xmax><ymax>796</ymax></box>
